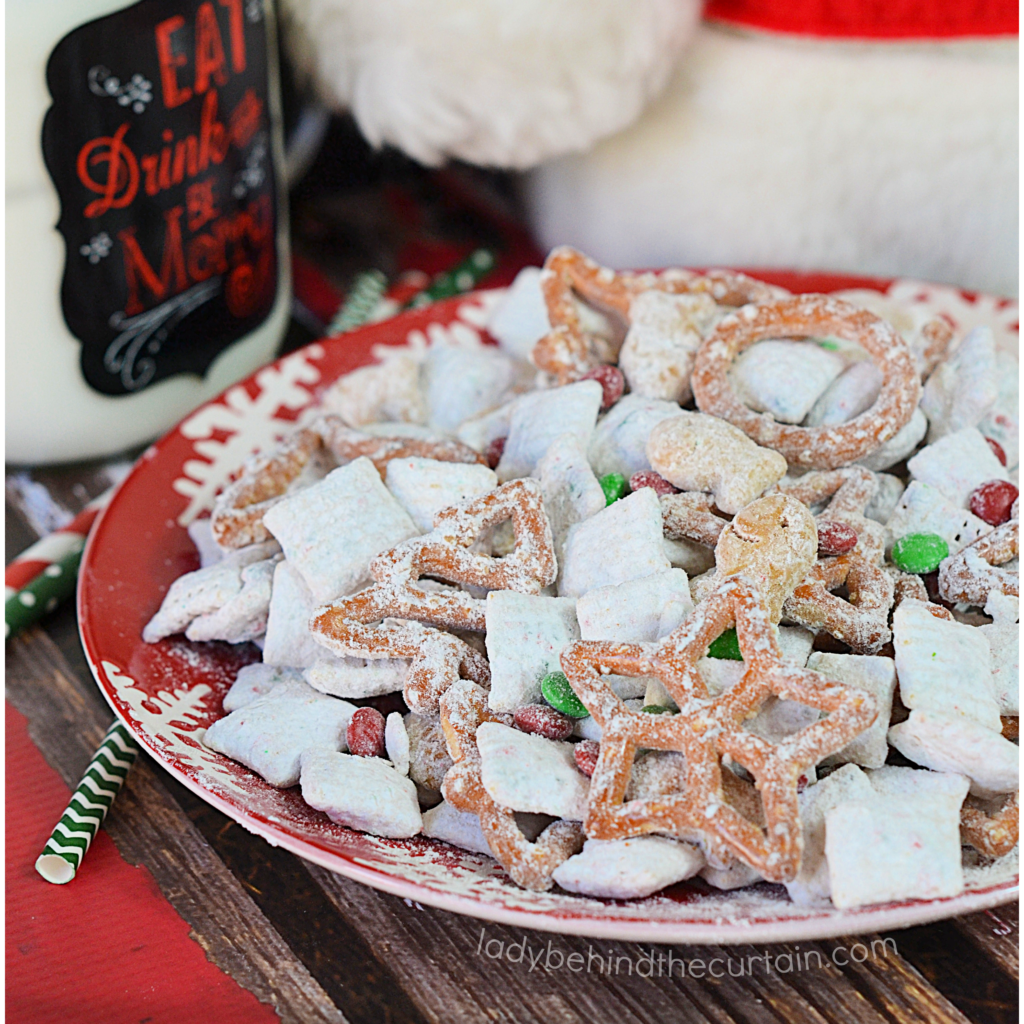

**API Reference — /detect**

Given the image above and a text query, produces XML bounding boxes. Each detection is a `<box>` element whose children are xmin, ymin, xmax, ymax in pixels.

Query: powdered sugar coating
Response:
<box><xmin>560</xmin><ymin>576</ymin><xmax>878</xmax><ymax>882</ymax></box>
<box><xmin>203</xmin><ymin>679</ymin><xmax>357</xmax><ymax>788</ymax></box>
<box><xmin>619</xmin><ymin>291</ymin><xmax>718</xmax><ymax>405</ymax></box>
<box><xmin>559</xmin><ymin>488</ymin><xmax>670</xmax><ymax>598</ymax></box>
<box><xmin>825</xmin><ymin>768</ymin><xmax>969</xmax><ymax>909</ymax></box>
<box><xmin>729</xmin><ymin>340</ymin><xmax>844</xmax><ymax>424</ymax></box>
<box><xmin>888</xmin><ymin>710</ymin><xmax>1019</xmax><ymax>796</ymax></box>
<box><xmin>300</xmin><ymin>750</ymin><xmax>422</xmax><ymax>838</ymax></box>
<box><xmin>692</xmin><ymin>295</ymin><xmax>921</xmax><ymax>469</ymax></box>
<box><xmin>264</xmin><ymin>458</ymin><xmax>419</xmax><ymax>603</ymax></box>
<box><xmin>938</xmin><ymin>519</ymin><xmax>1018</xmax><ymax>606</ymax></box>
<box><xmin>143</xmin><ymin>540</ymin><xmax>281</xmax><ymax>644</ymax></box>
<box><xmin>908</xmin><ymin>427</ymin><xmax>1011</xmax><ymax>508</ymax></box>
<box><xmin>647</xmin><ymin>412</ymin><xmax>787</xmax><ymax>515</ymax></box>
<box><xmin>553</xmin><ymin>836</ymin><xmax>704</xmax><ymax>899</ymax></box>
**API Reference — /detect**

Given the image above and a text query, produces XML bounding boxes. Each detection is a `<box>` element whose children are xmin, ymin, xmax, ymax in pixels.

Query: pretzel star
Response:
<box><xmin>533</xmin><ymin>247</ymin><xmax>784</xmax><ymax>383</ymax></box>
<box><xmin>560</xmin><ymin>575</ymin><xmax>878</xmax><ymax>883</ymax></box>
<box><xmin>439</xmin><ymin>681</ymin><xmax>584</xmax><ymax>891</ymax></box>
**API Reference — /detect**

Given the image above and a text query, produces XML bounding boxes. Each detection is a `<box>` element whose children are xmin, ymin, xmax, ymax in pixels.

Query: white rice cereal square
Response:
<box><xmin>824</xmin><ymin>767</ymin><xmax>968</xmax><ymax>908</ymax></box>
<box><xmin>263</xmin><ymin>457</ymin><xmax>418</xmax><ymax>603</ymax></box>
<box><xmin>385</xmin><ymin>456</ymin><xmax>497</xmax><ymax>532</ymax></box>
<box><xmin>485</xmin><ymin>591</ymin><xmax>580</xmax><ymax>712</ymax></box>
<box><xmin>559</xmin><ymin>488</ymin><xmax>670</xmax><ymax>598</ymax></box>
<box><xmin>552</xmin><ymin>837</ymin><xmax>704</xmax><ymax>899</ymax></box>
<box><xmin>203</xmin><ymin>680</ymin><xmax>356</xmax><ymax>787</ymax></box>
<box><xmin>476</xmin><ymin>722</ymin><xmax>589</xmax><ymax>820</ymax></box>
<box><xmin>576</xmin><ymin>569</ymin><xmax>693</xmax><ymax>643</ymax></box>
<box><xmin>785</xmin><ymin>763</ymin><xmax>873</xmax><ymax>906</ymax></box>
<box><xmin>300</xmin><ymin>750</ymin><xmax>422</xmax><ymax>838</ymax></box>
<box><xmin>496</xmin><ymin>381</ymin><xmax>603</xmax><ymax>481</ymax></box>
<box><xmin>587</xmin><ymin>394</ymin><xmax>682</xmax><ymax>480</ymax></box>
<box><xmin>809</xmin><ymin>653</ymin><xmax>896</xmax><ymax>769</ymax></box>
<box><xmin>907</xmin><ymin>427</ymin><xmax>1010</xmax><ymax>508</ymax></box>
<box><xmin>888</xmin><ymin>709</ymin><xmax>1019</xmax><ymax>796</ymax></box>
<box><xmin>892</xmin><ymin>600</ymin><xmax>1000</xmax><ymax>731</ymax></box>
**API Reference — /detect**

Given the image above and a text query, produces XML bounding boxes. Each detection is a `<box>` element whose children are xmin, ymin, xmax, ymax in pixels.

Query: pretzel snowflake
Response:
<box><xmin>560</xmin><ymin>575</ymin><xmax>878</xmax><ymax>882</ymax></box>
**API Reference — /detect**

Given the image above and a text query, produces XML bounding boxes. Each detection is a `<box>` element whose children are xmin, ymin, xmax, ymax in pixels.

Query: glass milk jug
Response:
<box><xmin>6</xmin><ymin>0</ymin><xmax>291</xmax><ymax>463</ymax></box>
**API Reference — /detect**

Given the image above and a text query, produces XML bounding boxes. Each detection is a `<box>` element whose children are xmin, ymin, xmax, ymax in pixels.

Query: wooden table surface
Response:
<box><xmin>6</xmin><ymin>464</ymin><xmax>1019</xmax><ymax>1024</ymax></box>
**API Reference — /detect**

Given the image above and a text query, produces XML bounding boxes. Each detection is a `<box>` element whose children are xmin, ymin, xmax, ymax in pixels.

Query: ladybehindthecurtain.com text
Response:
<box><xmin>475</xmin><ymin>928</ymin><xmax>899</xmax><ymax>978</ymax></box>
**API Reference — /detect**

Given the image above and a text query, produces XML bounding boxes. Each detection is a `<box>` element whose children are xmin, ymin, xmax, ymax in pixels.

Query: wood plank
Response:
<box><xmin>883</xmin><ymin>920</ymin><xmax>1018</xmax><ymax>1024</ymax></box>
<box><xmin>307</xmin><ymin>862</ymin><xmax>978</xmax><ymax>1024</ymax></box>
<box><xmin>950</xmin><ymin>904</ymin><xmax>1018</xmax><ymax>981</ymax></box>
<box><xmin>6</xmin><ymin>626</ymin><xmax>346</xmax><ymax>1024</ymax></box>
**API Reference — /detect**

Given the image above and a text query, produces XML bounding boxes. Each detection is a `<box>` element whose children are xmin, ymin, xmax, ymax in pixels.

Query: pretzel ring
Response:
<box><xmin>938</xmin><ymin>519</ymin><xmax>1018</xmax><ymax>606</ymax></box>
<box><xmin>775</xmin><ymin>467</ymin><xmax>885</xmax><ymax>564</ymax></box>
<box><xmin>783</xmin><ymin>553</ymin><xmax>894</xmax><ymax>654</ymax></box>
<box><xmin>960</xmin><ymin>792</ymin><xmax>1019</xmax><ymax>859</ymax></box>
<box><xmin>439</xmin><ymin>681</ymin><xmax>585</xmax><ymax>890</ymax></box>
<box><xmin>533</xmin><ymin>247</ymin><xmax>786</xmax><ymax>383</ymax></box>
<box><xmin>691</xmin><ymin>295</ymin><xmax>921</xmax><ymax>469</ymax></box>
<box><xmin>211</xmin><ymin>414</ymin><xmax>486</xmax><ymax>548</ymax></box>
<box><xmin>917</xmin><ymin>317</ymin><xmax>955</xmax><ymax>380</ymax></box>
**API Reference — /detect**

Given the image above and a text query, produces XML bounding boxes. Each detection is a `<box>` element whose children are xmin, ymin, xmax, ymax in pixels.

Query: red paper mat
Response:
<box><xmin>5</xmin><ymin>701</ymin><xmax>280</xmax><ymax>1024</ymax></box>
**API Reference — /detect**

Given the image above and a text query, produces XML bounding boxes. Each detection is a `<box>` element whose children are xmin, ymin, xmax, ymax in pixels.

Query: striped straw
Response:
<box><xmin>5</xmin><ymin>486</ymin><xmax>114</xmax><ymax>639</ymax></box>
<box><xmin>405</xmin><ymin>248</ymin><xmax>496</xmax><ymax>309</ymax></box>
<box><xmin>35</xmin><ymin>721</ymin><xmax>140</xmax><ymax>884</ymax></box>
<box><xmin>327</xmin><ymin>269</ymin><xmax>388</xmax><ymax>335</ymax></box>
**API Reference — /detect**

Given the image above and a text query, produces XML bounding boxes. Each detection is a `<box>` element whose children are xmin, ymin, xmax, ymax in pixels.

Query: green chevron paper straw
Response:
<box><xmin>35</xmin><ymin>721</ymin><xmax>140</xmax><ymax>884</ymax></box>
<box><xmin>406</xmin><ymin>248</ymin><xmax>496</xmax><ymax>309</ymax></box>
<box><xmin>5</xmin><ymin>539</ymin><xmax>86</xmax><ymax>640</ymax></box>
<box><xmin>327</xmin><ymin>269</ymin><xmax>388</xmax><ymax>335</ymax></box>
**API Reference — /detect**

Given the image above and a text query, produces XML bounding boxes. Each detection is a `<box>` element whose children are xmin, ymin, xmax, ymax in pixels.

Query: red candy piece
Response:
<box><xmin>485</xmin><ymin>436</ymin><xmax>506</xmax><ymax>470</ymax></box>
<box><xmin>985</xmin><ymin>437</ymin><xmax>1008</xmax><ymax>466</ymax></box>
<box><xmin>628</xmin><ymin>470</ymin><xmax>679</xmax><ymax>497</ymax></box>
<box><xmin>969</xmin><ymin>479</ymin><xmax>1019</xmax><ymax>526</ymax></box>
<box><xmin>580</xmin><ymin>365</ymin><xmax>625</xmax><ymax>411</ymax></box>
<box><xmin>573</xmin><ymin>740</ymin><xmax>600</xmax><ymax>778</ymax></box>
<box><xmin>513</xmin><ymin>703</ymin><xmax>574</xmax><ymax>741</ymax></box>
<box><xmin>347</xmin><ymin>707</ymin><xmax>386</xmax><ymax>758</ymax></box>
<box><xmin>816</xmin><ymin>519</ymin><xmax>858</xmax><ymax>557</ymax></box>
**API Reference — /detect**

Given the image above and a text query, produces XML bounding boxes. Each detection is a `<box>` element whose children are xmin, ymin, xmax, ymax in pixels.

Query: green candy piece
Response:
<box><xmin>541</xmin><ymin>671</ymin><xmax>590</xmax><ymax>718</ymax></box>
<box><xmin>599</xmin><ymin>473</ymin><xmax>628</xmax><ymax>506</ymax></box>
<box><xmin>641</xmin><ymin>705</ymin><xmax>674</xmax><ymax>715</ymax></box>
<box><xmin>891</xmin><ymin>532</ymin><xmax>949</xmax><ymax>574</ymax></box>
<box><xmin>707</xmin><ymin>627</ymin><xmax>743</xmax><ymax>661</ymax></box>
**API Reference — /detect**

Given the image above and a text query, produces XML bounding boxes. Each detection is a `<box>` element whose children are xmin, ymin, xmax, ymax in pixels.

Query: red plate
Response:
<box><xmin>79</xmin><ymin>273</ymin><xmax>1019</xmax><ymax>943</ymax></box>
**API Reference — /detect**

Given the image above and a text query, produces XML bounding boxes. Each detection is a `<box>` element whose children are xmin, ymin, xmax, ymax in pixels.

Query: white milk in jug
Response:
<box><xmin>6</xmin><ymin>0</ymin><xmax>290</xmax><ymax>463</ymax></box>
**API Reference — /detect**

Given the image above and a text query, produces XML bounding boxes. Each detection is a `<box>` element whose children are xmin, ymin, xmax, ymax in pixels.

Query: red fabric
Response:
<box><xmin>5</xmin><ymin>702</ymin><xmax>281</xmax><ymax>1024</ymax></box>
<box><xmin>703</xmin><ymin>0</ymin><xmax>1018</xmax><ymax>39</ymax></box>
<box><xmin>291</xmin><ymin>252</ymin><xmax>344</xmax><ymax>326</ymax></box>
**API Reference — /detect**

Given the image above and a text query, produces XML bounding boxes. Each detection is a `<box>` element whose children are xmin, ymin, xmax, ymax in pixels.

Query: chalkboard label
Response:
<box><xmin>42</xmin><ymin>0</ymin><xmax>278</xmax><ymax>395</ymax></box>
